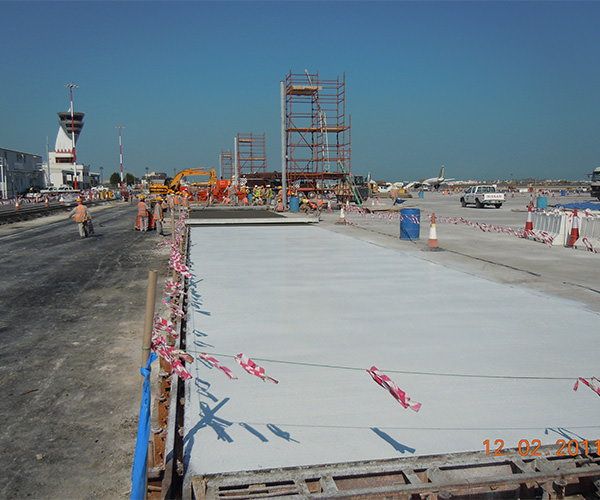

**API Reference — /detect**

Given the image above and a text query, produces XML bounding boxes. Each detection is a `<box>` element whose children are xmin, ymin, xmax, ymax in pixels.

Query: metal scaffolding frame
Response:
<box><xmin>284</xmin><ymin>70</ymin><xmax>351</xmax><ymax>194</ymax></box>
<box><xmin>219</xmin><ymin>149</ymin><xmax>232</xmax><ymax>180</ymax></box>
<box><xmin>236</xmin><ymin>133</ymin><xmax>267</xmax><ymax>177</ymax></box>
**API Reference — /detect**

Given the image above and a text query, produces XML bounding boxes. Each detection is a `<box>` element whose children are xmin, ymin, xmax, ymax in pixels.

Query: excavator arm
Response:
<box><xmin>168</xmin><ymin>168</ymin><xmax>217</xmax><ymax>193</ymax></box>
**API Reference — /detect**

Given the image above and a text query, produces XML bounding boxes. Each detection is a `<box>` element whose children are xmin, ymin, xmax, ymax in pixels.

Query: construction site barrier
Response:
<box><xmin>575</xmin><ymin>214</ymin><xmax>600</xmax><ymax>252</ymax></box>
<box><xmin>400</xmin><ymin>208</ymin><xmax>420</xmax><ymax>240</ymax></box>
<box><xmin>131</xmin><ymin>352</ymin><xmax>157</xmax><ymax>500</ymax></box>
<box><xmin>530</xmin><ymin>211</ymin><xmax>568</xmax><ymax>247</ymax></box>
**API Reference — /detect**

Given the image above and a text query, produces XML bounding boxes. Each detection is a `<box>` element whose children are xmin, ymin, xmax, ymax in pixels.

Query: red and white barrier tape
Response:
<box><xmin>152</xmin><ymin>334</ymin><xmax>193</xmax><ymax>380</ymax></box>
<box><xmin>367</xmin><ymin>366</ymin><xmax>421</xmax><ymax>412</ymax></box>
<box><xmin>162</xmin><ymin>298</ymin><xmax>185</xmax><ymax>318</ymax></box>
<box><xmin>153</xmin><ymin>315</ymin><xmax>178</xmax><ymax>338</ymax></box>
<box><xmin>198</xmin><ymin>352</ymin><xmax>238</xmax><ymax>380</ymax></box>
<box><xmin>574</xmin><ymin>377</ymin><xmax>600</xmax><ymax>397</ymax></box>
<box><xmin>235</xmin><ymin>353</ymin><xmax>279</xmax><ymax>383</ymax></box>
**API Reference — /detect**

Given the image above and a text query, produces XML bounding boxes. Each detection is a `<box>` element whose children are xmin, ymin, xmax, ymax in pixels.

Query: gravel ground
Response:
<box><xmin>0</xmin><ymin>202</ymin><xmax>172</xmax><ymax>500</ymax></box>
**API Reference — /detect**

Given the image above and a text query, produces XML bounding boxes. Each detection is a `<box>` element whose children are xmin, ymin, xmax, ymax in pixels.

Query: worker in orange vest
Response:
<box><xmin>69</xmin><ymin>197</ymin><xmax>91</xmax><ymax>238</ymax></box>
<box><xmin>153</xmin><ymin>196</ymin><xmax>165</xmax><ymax>236</ymax></box>
<box><xmin>138</xmin><ymin>195</ymin><xmax>150</xmax><ymax>232</ymax></box>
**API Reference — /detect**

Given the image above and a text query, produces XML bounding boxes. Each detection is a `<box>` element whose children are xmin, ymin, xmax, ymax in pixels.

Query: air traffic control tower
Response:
<box><xmin>46</xmin><ymin>110</ymin><xmax>91</xmax><ymax>188</ymax></box>
<box><xmin>54</xmin><ymin>110</ymin><xmax>85</xmax><ymax>160</ymax></box>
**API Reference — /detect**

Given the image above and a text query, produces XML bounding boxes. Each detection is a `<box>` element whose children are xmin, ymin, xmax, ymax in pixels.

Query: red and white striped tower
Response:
<box><xmin>117</xmin><ymin>126</ymin><xmax>125</xmax><ymax>195</ymax></box>
<box><xmin>65</xmin><ymin>83</ymin><xmax>78</xmax><ymax>190</ymax></box>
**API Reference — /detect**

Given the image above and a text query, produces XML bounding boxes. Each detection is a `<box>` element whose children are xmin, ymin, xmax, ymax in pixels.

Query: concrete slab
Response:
<box><xmin>182</xmin><ymin>222</ymin><xmax>600</xmax><ymax>496</ymax></box>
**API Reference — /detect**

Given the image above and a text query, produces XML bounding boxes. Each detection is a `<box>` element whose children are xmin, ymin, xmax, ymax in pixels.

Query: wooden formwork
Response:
<box><xmin>192</xmin><ymin>442</ymin><xmax>600</xmax><ymax>500</ymax></box>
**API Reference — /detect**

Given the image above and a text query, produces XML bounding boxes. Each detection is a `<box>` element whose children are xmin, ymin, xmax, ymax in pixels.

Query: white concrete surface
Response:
<box><xmin>183</xmin><ymin>223</ymin><xmax>600</xmax><ymax>491</ymax></box>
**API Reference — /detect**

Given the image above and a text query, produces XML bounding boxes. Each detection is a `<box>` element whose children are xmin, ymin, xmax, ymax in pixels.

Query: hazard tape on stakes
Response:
<box><xmin>162</xmin><ymin>298</ymin><xmax>185</xmax><ymax>319</ymax></box>
<box><xmin>235</xmin><ymin>353</ymin><xmax>279</xmax><ymax>383</ymax></box>
<box><xmin>153</xmin><ymin>315</ymin><xmax>178</xmax><ymax>338</ymax></box>
<box><xmin>151</xmin><ymin>334</ymin><xmax>193</xmax><ymax>380</ymax></box>
<box><xmin>367</xmin><ymin>366</ymin><xmax>421</xmax><ymax>412</ymax></box>
<box><xmin>198</xmin><ymin>352</ymin><xmax>238</xmax><ymax>380</ymax></box>
<box><xmin>573</xmin><ymin>377</ymin><xmax>600</xmax><ymax>397</ymax></box>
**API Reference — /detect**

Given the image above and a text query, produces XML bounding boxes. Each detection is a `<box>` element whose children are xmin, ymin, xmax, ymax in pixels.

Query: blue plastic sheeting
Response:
<box><xmin>130</xmin><ymin>352</ymin><xmax>157</xmax><ymax>500</ymax></box>
<box><xmin>556</xmin><ymin>201</ymin><xmax>600</xmax><ymax>210</ymax></box>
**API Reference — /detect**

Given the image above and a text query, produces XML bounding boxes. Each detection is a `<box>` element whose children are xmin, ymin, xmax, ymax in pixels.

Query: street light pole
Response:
<box><xmin>116</xmin><ymin>125</ymin><xmax>124</xmax><ymax>195</ymax></box>
<box><xmin>65</xmin><ymin>83</ymin><xmax>78</xmax><ymax>190</ymax></box>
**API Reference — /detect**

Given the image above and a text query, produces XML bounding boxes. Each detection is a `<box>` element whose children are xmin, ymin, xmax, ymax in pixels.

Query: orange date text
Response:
<box><xmin>483</xmin><ymin>439</ymin><xmax>599</xmax><ymax>457</ymax></box>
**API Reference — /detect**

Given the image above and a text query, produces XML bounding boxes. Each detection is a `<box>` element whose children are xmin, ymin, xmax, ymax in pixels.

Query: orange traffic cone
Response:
<box><xmin>15</xmin><ymin>199</ymin><xmax>20</xmax><ymax>210</ymax></box>
<box><xmin>45</xmin><ymin>197</ymin><xmax>49</xmax><ymax>207</ymax></box>
<box><xmin>567</xmin><ymin>209</ymin><xmax>580</xmax><ymax>247</ymax></box>
<box><xmin>59</xmin><ymin>195</ymin><xmax>65</xmax><ymax>204</ymax></box>
<box><xmin>428</xmin><ymin>213</ymin><xmax>439</xmax><ymax>249</ymax></box>
<box><xmin>525</xmin><ymin>204</ymin><xmax>533</xmax><ymax>233</ymax></box>
<box><xmin>336</xmin><ymin>206</ymin><xmax>347</xmax><ymax>225</ymax></box>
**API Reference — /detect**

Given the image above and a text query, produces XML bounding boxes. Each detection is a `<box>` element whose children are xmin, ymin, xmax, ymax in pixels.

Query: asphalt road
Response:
<box><xmin>0</xmin><ymin>201</ymin><xmax>171</xmax><ymax>500</ymax></box>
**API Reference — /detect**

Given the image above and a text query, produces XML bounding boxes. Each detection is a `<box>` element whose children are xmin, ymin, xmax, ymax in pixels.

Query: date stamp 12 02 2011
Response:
<box><xmin>484</xmin><ymin>439</ymin><xmax>599</xmax><ymax>457</ymax></box>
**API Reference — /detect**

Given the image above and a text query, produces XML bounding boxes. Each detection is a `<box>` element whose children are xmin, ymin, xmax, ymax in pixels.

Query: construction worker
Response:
<box><xmin>138</xmin><ymin>195</ymin><xmax>149</xmax><ymax>232</ymax></box>
<box><xmin>153</xmin><ymin>196</ymin><xmax>165</xmax><ymax>236</ymax></box>
<box><xmin>69</xmin><ymin>198</ymin><xmax>91</xmax><ymax>238</ymax></box>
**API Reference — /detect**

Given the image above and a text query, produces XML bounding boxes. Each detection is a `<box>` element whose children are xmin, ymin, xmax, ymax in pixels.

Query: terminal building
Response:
<box><xmin>0</xmin><ymin>148</ymin><xmax>43</xmax><ymax>199</ymax></box>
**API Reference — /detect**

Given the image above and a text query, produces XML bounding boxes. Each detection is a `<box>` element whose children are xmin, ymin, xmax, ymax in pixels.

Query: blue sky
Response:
<box><xmin>1</xmin><ymin>1</ymin><xmax>598</xmax><ymax>182</ymax></box>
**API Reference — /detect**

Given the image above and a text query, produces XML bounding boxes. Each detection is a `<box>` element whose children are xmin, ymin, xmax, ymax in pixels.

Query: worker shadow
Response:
<box><xmin>188</xmin><ymin>277</ymin><xmax>204</xmax><ymax>289</ymax></box>
<box><xmin>371</xmin><ymin>428</ymin><xmax>415</xmax><ymax>454</ymax></box>
<box><xmin>545</xmin><ymin>427</ymin><xmax>586</xmax><ymax>441</ymax></box>
<box><xmin>193</xmin><ymin>337</ymin><xmax>214</xmax><ymax>349</ymax></box>
<box><xmin>266</xmin><ymin>423</ymin><xmax>300</xmax><ymax>443</ymax></box>
<box><xmin>183</xmin><ymin>397</ymin><xmax>234</xmax><ymax>471</ymax></box>
<box><xmin>193</xmin><ymin>377</ymin><xmax>219</xmax><ymax>403</ymax></box>
<box><xmin>189</xmin><ymin>290</ymin><xmax>210</xmax><ymax>316</ymax></box>
<box><xmin>239</xmin><ymin>423</ymin><xmax>269</xmax><ymax>442</ymax></box>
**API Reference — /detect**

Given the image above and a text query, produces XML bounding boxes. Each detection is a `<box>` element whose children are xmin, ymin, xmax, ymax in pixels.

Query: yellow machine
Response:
<box><xmin>149</xmin><ymin>183</ymin><xmax>169</xmax><ymax>195</ymax></box>
<box><xmin>168</xmin><ymin>168</ymin><xmax>217</xmax><ymax>193</ymax></box>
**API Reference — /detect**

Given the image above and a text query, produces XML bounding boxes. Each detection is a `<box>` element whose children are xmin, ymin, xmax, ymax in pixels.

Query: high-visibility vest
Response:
<box><xmin>138</xmin><ymin>201</ymin><xmax>149</xmax><ymax>217</ymax></box>
<box><xmin>73</xmin><ymin>204</ymin><xmax>88</xmax><ymax>223</ymax></box>
<box><xmin>153</xmin><ymin>203</ymin><xmax>163</xmax><ymax>219</ymax></box>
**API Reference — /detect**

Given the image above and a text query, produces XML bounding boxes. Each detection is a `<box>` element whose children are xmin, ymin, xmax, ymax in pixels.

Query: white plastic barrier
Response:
<box><xmin>531</xmin><ymin>211</ymin><xmax>568</xmax><ymax>246</ymax></box>
<box><xmin>575</xmin><ymin>212</ymin><xmax>600</xmax><ymax>253</ymax></box>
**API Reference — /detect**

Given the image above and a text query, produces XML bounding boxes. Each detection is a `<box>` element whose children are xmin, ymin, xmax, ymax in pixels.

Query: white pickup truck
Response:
<box><xmin>460</xmin><ymin>185</ymin><xmax>505</xmax><ymax>208</ymax></box>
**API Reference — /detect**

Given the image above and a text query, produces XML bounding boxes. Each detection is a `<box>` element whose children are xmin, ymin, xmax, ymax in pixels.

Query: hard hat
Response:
<box><xmin>140</xmin><ymin>195</ymin><xmax>145</xmax><ymax>200</ymax></box>
<box><xmin>77</xmin><ymin>197</ymin><xmax>82</xmax><ymax>202</ymax></box>
<box><xmin>157</xmin><ymin>196</ymin><xmax>162</xmax><ymax>201</ymax></box>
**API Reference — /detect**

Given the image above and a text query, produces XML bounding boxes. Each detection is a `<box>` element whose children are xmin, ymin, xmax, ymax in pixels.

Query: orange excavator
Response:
<box><xmin>166</xmin><ymin>168</ymin><xmax>229</xmax><ymax>202</ymax></box>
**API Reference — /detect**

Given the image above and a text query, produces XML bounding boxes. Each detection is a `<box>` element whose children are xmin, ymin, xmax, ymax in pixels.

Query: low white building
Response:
<box><xmin>0</xmin><ymin>148</ymin><xmax>43</xmax><ymax>199</ymax></box>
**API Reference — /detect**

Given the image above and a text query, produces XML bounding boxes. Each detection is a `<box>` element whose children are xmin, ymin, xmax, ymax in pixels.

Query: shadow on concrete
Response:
<box><xmin>371</xmin><ymin>427</ymin><xmax>415</xmax><ymax>454</ymax></box>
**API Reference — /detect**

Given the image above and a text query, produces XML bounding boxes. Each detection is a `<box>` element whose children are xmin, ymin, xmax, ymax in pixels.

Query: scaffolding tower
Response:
<box><xmin>236</xmin><ymin>133</ymin><xmax>267</xmax><ymax>176</ymax></box>
<box><xmin>284</xmin><ymin>71</ymin><xmax>351</xmax><ymax>195</ymax></box>
<box><xmin>220</xmin><ymin>149</ymin><xmax>232</xmax><ymax>180</ymax></box>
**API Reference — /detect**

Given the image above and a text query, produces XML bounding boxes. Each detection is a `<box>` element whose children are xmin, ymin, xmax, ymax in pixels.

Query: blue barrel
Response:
<box><xmin>289</xmin><ymin>197</ymin><xmax>299</xmax><ymax>212</ymax></box>
<box><xmin>536</xmin><ymin>196</ymin><xmax>547</xmax><ymax>209</ymax></box>
<box><xmin>561</xmin><ymin>190</ymin><xmax>566</xmax><ymax>196</ymax></box>
<box><xmin>247</xmin><ymin>193</ymin><xmax>253</xmax><ymax>203</ymax></box>
<box><xmin>418</xmin><ymin>191</ymin><xmax>424</xmax><ymax>198</ymax></box>
<box><xmin>400</xmin><ymin>208</ymin><xmax>420</xmax><ymax>240</ymax></box>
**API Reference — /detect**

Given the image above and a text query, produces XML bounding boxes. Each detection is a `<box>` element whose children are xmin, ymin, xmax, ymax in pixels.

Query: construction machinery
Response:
<box><xmin>149</xmin><ymin>183</ymin><xmax>169</xmax><ymax>195</ymax></box>
<box><xmin>166</xmin><ymin>167</ymin><xmax>230</xmax><ymax>202</ymax></box>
